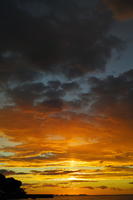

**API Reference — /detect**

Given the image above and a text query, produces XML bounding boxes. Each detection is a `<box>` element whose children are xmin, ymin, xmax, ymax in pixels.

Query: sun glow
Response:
<box><xmin>69</xmin><ymin>160</ymin><xmax>76</xmax><ymax>166</ymax></box>
<box><xmin>67</xmin><ymin>176</ymin><xmax>77</xmax><ymax>181</ymax></box>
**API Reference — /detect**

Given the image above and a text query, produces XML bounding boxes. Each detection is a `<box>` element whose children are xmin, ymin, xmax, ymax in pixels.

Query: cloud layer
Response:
<box><xmin>0</xmin><ymin>0</ymin><xmax>133</xmax><ymax>195</ymax></box>
<box><xmin>0</xmin><ymin>0</ymin><xmax>123</xmax><ymax>78</ymax></box>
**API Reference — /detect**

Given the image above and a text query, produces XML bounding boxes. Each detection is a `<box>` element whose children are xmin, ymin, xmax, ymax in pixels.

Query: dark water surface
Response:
<box><xmin>19</xmin><ymin>195</ymin><xmax>133</xmax><ymax>200</ymax></box>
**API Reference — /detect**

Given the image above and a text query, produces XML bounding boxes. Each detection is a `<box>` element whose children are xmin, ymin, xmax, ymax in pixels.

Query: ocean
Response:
<box><xmin>19</xmin><ymin>195</ymin><xmax>133</xmax><ymax>200</ymax></box>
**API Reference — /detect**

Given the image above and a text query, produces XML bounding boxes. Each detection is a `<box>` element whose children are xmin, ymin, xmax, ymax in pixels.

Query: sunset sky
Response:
<box><xmin>0</xmin><ymin>0</ymin><xmax>133</xmax><ymax>195</ymax></box>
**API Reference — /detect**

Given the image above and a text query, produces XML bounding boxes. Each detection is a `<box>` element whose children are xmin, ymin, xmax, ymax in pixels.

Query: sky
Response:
<box><xmin>0</xmin><ymin>0</ymin><xmax>133</xmax><ymax>195</ymax></box>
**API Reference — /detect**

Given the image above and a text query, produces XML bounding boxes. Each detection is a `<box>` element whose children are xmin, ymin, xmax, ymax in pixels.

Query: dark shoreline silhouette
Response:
<box><xmin>20</xmin><ymin>194</ymin><xmax>54</xmax><ymax>199</ymax></box>
<box><xmin>0</xmin><ymin>173</ymin><xmax>26</xmax><ymax>199</ymax></box>
<box><xmin>0</xmin><ymin>173</ymin><xmax>53</xmax><ymax>199</ymax></box>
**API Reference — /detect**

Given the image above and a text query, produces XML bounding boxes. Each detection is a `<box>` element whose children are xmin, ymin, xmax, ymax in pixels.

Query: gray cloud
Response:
<box><xmin>8</xmin><ymin>82</ymin><xmax>45</xmax><ymax>107</ymax></box>
<box><xmin>0</xmin><ymin>0</ymin><xmax>123</xmax><ymax>79</ymax></box>
<box><xmin>87</xmin><ymin>69</ymin><xmax>133</xmax><ymax>120</ymax></box>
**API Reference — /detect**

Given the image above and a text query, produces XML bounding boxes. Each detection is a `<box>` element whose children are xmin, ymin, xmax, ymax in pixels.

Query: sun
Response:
<box><xmin>67</xmin><ymin>176</ymin><xmax>77</xmax><ymax>181</ymax></box>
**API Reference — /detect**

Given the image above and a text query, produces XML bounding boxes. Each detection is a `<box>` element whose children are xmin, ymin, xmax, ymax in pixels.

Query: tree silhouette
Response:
<box><xmin>0</xmin><ymin>173</ymin><xmax>26</xmax><ymax>199</ymax></box>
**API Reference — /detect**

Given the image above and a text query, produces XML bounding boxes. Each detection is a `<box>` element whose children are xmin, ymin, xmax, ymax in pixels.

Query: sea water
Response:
<box><xmin>19</xmin><ymin>195</ymin><xmax>133</xmax><ymax>200</ymax></box>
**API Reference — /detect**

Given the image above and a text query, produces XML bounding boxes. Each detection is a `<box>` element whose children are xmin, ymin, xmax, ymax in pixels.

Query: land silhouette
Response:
<box><xmin>0</xmin><ymin>173</ymin><xmax>26</xmax><ymax>199</ymax></box>
<box><xmin>0</xmin><ymin>173</ymin><xmax>53</xmax><ymax>199</ymax></box>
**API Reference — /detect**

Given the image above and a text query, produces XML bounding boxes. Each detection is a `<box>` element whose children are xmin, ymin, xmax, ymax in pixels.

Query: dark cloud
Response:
<box><xmin>62</xmin><ymin>82</ymin><xmax>80</xmax><ymax>92</ymax></box>
<box><xmin>8</xmin><ymin>82</ymin><xmax>46</xmax><ymax>107</ymax></box>
<box><xmin>81</xmin><ymin>185</ymin><xmax>122</xmax><ymax>190</ymax></box>
<box><xmin>74</xmin><ymin>171</ymin><xmax>133</xmax><ymax>179</ymax></box>
<box><xmin>106</xmin><ymin>165</ymin><xmax>133</xmax><ymax>172</ymax></box>
<box><xmin>0</xmin><ymin>169</ymin><xmax>16</xmax><ymax>176</ymax></box>
<box><xmin>39</xmin><ymin>99</ymin><xmax>64</xmax><ymax>112</ymax></box>
<box><xmin>43</xmin><ymin>88</ymin><xmax>65</xmax><ymax>100</ymax></box>
<box><xmin>0</xmin><ymin>68</ymin><xmax>42</xmax><ymax>88</ymax></box>
<box><xmin>0</xmin><ymin>0</ymin><xmax>123</xmax><ymax>78</ymax></box>
<box><xmin>88</xmin><ymin>69</ymin><xmax>133</xmax><ymax>120</ymax></box>
<box><xmin>97</xmin><ymin>185</ymin><xmax>108</xmax><ymax>189</ymax></box>
<box><xmin>82</xmin><ymin>186</ymin><xmax>94</xmax><ymax>190</ymax></box>
<box><xmin>0</xmin><ymin>0</ymin><xmax>125</xmax><ymax>117</ymax></box>
<box><xmin>47</xmin><ymin>81</ymin><xmax>61</xmax><ymax>90</ymax></box>
<box><xmin>42</xmin><ymin>184</ymin><xmax>57</xmax><ymax>187</ymax></box>
<box><xmin>0</xmin><ymin>169</ymin><xmax>28</xmax><ymax>176</ymax></box>
<box><xmin>31</xmin><ymin>169</ymin><xmax>80</xmax><ymax>176</ymax></box>
<box><xmin>103</xmin><ymin>0</ymin><xmax>133</xmax><ymax>20</ymax></box>
<box><xmin>2</xmin><ymin>77</ymin><xmax>81</xmax><ymax>112</ymax></box>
